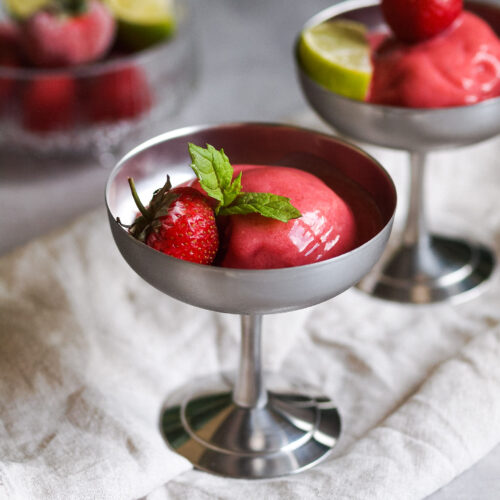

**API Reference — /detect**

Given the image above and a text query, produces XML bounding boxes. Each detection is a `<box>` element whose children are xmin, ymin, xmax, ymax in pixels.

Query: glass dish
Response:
<box><xmin>0</xmin><ymin>0</ymin><xmax>197</xmax><ymax>165</ymax></box>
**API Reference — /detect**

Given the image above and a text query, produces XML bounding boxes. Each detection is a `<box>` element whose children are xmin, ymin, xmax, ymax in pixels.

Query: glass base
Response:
<box><xmin>160</xmin><ymin>373</ymin><xmax>340</xmax><ymax>478</ymax></box>
<box><xmin>357</xmin><ymin>234</ymin><xmax>496</xmax><ymax>304</ymax></box>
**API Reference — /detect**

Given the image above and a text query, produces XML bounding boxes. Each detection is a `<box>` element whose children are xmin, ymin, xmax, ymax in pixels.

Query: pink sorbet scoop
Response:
<box><xmin>369</xmin><ymin>12</ymin><xmax>500</xmax><ymax>108</ymax></box>
<box><xmin>219</xmin><ymin>165</ymin><xmax>357</xmax><ymax>269</ymax></box>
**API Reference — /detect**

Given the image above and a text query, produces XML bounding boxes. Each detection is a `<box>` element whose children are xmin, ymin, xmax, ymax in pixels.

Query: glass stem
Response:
<box><xmin>402</xmin><ymin>151</ymin><xmax>430</xmax><ymax>249</ymax></box>
<box><xmin>233</xmin><ymin>314</ymin><xmax>268</xmax><ymax>409</ymax></box>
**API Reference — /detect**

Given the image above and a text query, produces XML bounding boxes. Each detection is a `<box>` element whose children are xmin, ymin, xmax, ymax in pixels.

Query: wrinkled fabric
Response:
<box><xmin>1</xmin><ymin>116</ymin><xmax>500</xmax><ymax>499</ymax></box>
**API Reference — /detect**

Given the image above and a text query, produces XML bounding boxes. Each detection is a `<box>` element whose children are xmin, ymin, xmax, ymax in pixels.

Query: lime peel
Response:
<box><xmin>4</xmin><ymin>0</ymin><xmax>50</xmax><ymax>18</ymax></box>
<box><xmin>104</xmin><ymin>0</ymin><xmax>176</xmax><ymax>50</ymax></box>
<box><xmin>299</xmin><ymin>19</ymin><xmax>372</xmax><ymax>101</ymax></box>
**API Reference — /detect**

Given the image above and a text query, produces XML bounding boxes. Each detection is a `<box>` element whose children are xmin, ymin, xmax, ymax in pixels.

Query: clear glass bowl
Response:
<box><xmin>0</xmin><ymin>0</ymin><xmax>197</xmax><ymax>165</ymax></box>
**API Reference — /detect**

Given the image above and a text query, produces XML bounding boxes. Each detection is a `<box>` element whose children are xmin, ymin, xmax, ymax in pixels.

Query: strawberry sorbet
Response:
<box><xmin>195</xmin><ymin>165</ymin><xmax>381</xmax><ymax>269</ymax></box>
<box><xmin>369</xmin><ymin>12</ymin><xmax>500</xmax><ymax>107</ymax></box>
<box><xmin>186</xmin><ymin>164</ymin><xmax>383</xmax><ymax>269</ymax></box>
<box><xmin>219</xmin><ymin>166</ymin><xmax>356</xmax><ymax>268</ymax></box>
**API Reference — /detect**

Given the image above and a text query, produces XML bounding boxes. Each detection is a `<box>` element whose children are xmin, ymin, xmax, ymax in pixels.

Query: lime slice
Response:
<box><xmin>3</xmin><ymin>0</ymin><xmax>49</xmax><ymax>18</ymax></box>
<box><xmin>105</xmin><ymin>0</ymin><xmax>176</xmax><ymax>50</ymax></box>
<box><xmin>299</xmin><ymin>20</ymin><xmax>372</xmax><ymax>101</ymax></box>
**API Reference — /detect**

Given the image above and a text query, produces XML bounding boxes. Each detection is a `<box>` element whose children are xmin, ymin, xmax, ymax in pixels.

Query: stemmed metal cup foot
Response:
<box><xmin>358</xmin><ymin>234</ymin><xmax>495</xmax><ymax>304</ymax></box>
<box><xmin>161</xmin><ymin>314</ymin><xmax>340</xmax><ymax>478</ymax></box>
<box><xmin>357</xmin><ymin>151</ymin><xmax>496</xmax><ymax>304</ymax></box>
<box><xmin>161</xmin><ymin>377</ymin><xmax>340</xmax><ymax>478</ymax></box>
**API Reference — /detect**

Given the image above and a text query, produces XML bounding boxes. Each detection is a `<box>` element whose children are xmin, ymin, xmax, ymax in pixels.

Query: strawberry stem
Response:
<box><xmin>128</xmin><ymin>177</ymin><xmax>151</xmax><ymax>219</ymax></box>
<box><xmin>55</xmin><ymin>0</ymin><xmax>88</xmax><ymax>16</ymax></box>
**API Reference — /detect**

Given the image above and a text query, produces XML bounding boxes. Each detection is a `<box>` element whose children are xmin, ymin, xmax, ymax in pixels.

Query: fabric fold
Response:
<box><xmin>0</xmin><ymin>210</ymin><xmax>311</xmax><ymax>499</ymax></box>
<box><xmin>156</xmin><ymin>307</ymin><xmax>500</xmax><ymax>500</ymax></box>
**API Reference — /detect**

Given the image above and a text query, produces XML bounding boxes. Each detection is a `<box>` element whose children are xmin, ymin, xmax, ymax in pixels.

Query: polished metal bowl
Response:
<box><xmin>105</xmin><ymin>122</ymin><xmax>397</xmax><ymax>478</ymax></box>
<box><xmin>296</xmin><ymin>0</ymin><xmax>500</xmax><ymax>151</ymax></box>
<box><xmin>106</xmin><ymin>122</ymin><xmax>396</xmax><ymax>315</ymax></box>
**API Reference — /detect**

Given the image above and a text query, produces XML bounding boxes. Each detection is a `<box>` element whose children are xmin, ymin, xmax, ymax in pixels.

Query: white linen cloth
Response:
<box><xmin>1</xmin><ymin>114</ymin><xmax>500</xmax><ymax>499</ymax></box>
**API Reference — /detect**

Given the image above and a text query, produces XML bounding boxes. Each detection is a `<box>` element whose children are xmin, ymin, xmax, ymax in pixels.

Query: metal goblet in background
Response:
<box><xmin>106</xmin><ymin>123</ymin><xmax>396</xmax><ymax>478</ymax></box>
<box><xmin>296</xmin><ymin>0</ymin><xmax>500</xmax><ymax>304</ymax></box>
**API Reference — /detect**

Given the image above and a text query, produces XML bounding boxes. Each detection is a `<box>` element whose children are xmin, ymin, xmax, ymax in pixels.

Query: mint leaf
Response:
<box><xmin>223</xmin><ymin>171</ymin><xmax>242</xmax><ymax>208</ymax></box>
<box><xmin>188</xmin><ymin>143</ymin><xmax>233</xmax><ymax>205</ymax></box>
<box><xmin>219</xmin><ymin>192</ymin><xmax>301</xmax><ymax>223</ymax></box>
<box><xmin>188</xmin><ymin>143</ymin><xmax>301</xmax><ymax>222</ymax></box>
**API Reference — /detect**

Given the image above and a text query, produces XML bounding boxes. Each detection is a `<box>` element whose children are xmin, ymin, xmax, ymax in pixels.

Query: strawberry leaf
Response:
<box><xmin>219</xmin><ymin>192</ymin><xmax>301</xmax><ymax>223</ymax></box>
<box><xmin>56</xmin><ymin>0</ymin><xmax>88</xmax><ymax>15</ymax></box>
<box><xmin>125</xmin><ymin>176</ymin><xmax>179</xmax><ymax>242</ymax></box>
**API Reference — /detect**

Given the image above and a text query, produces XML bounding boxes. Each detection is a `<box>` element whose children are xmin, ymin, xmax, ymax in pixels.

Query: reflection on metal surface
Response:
<box><xmin>358</xmin><ymin>234</ymin><xmax>496</xmax><ymax>303</ymax></box>
<box><xmin>161</xmin><ymin>374</ymin><xmax>341</xmax><ymax>478</ymax></box>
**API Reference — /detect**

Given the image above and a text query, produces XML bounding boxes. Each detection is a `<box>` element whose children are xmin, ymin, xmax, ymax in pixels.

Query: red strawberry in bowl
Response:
<box><xmin>85</xmin><ymin>65</ymin><xmax>152</xmax><ymax>123</ymax></box>
<box><xmin>21</xmin><ymin>0</ymin><xmax>116</xmax><ymax>67</ymax></box>
<box><xmin>0</xmin><ymin>23</ymin><xmax>22</xmax><ymax>112</ymax></box>
<box><xmin>22</xmin><ymin>74</ymin><xmax>77</xmax><ymax>133</ymax></box>
<box><xmin>125</xmin><ymin>177</ymin><xmax>219</xmax><ymax>265</ymax></box>
<box><xmin>381</xmin><ymin>0</ymin><xmax>463</xmax><ymax>42</ymax></box>
<box><xmin>0</xmin><ymin>22</ymin><xmax>21</xmax><ymax>57</ymax></box>
<box><xmin>0</xmin><ymin>63</ymin><xmax>16</xmax><ymax>113</ymax></box>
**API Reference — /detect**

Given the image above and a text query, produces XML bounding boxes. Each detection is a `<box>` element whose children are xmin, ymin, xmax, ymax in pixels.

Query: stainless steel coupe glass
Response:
<box><xmin>105</xmin><ymin>123</ymin><xmax>396</xmax><ymax>478</ymax></box>
<box><xmin>296</xmin><ymin>0</ymin><xmax>500</xmax><ymax>304</ymax></box>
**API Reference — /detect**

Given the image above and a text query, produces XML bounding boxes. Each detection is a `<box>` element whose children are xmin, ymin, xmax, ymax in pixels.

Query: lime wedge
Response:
<box><xmin>105</xmin><ymin>0</ymin><xmax>176</xmax><ymax>50</ymax></box>
<box><xmin>3</xmin><ymin>0</ymin><xmax>50</xmax><ymax>18</ymax></box>
<box><xmin>298</xmin><ymin>20</ymin><xmax>372</xmax><ymax>101</ymax></box>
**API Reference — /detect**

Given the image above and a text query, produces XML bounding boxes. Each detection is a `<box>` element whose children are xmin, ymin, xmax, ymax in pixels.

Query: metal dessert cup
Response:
<box><xmin>296</xmin><ymin>0</ymin><xmax>500</xmax><ymax>304</ymax></box>
<box><xmin>105</xmin><ymin>123</ymin><xmax>396</xmax><ymax>478</ymax></box>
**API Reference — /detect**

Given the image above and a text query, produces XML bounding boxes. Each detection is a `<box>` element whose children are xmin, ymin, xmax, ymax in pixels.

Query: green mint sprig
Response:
<box><xmin>188</xmin><ymin>143</ymin><xmax>301</xmax><ymax>223</ymax></box>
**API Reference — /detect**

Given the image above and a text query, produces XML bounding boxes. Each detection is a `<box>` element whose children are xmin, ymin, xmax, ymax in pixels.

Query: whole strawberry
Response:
<box><xmin>0</xmin><ymin>22</ymin><xmax>21</xmax><ymax>60</ymax></box>
<box><xmin>21</xmin><ymin>0</ymin><xmax>116</xmax><ymax>67</ymax></box>
<box><xmin>381</xmin><ymin>0</ymin><xmax>463</xmax><ymax>42</ymax></box>
<box><xmin>86</xmin><ymin>65</ymin><xmax>152</xmax><ymax>123</ymax></box>
<box><xmin>126</xmin><ymin>177</ymin><xmax>219</xmax><ymax>265</ymax></box>
<box><xmin>0</xmin><ymin>23</ymin><xmax>21</xmax><ymax>112</ymax></box>
<box><xmin>22</xmin><ymin>74</ymin><xmax>77</xmax><ymax>133</ymax></box>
